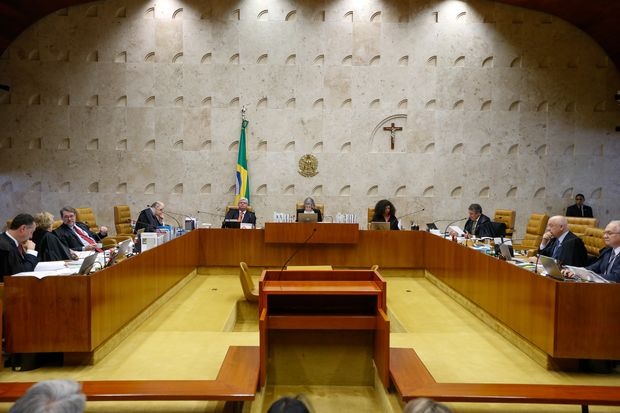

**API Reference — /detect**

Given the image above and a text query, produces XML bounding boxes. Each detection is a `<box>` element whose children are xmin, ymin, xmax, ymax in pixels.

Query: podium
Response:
<box><xmin>258</xmin><ymin>268</ymin><xmax>389</xmax><ymax>387</ymax></box>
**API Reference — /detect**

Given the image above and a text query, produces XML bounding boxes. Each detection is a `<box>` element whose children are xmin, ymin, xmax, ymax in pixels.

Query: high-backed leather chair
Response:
<box><xmin>239</xmin><ymin>262</ymin><xmax>258</xmax><ymax>302</ymax></box>
<box><xmin>494</xmin><ymin>209</ymin><xmax>516</xmax><ymax>238</ymax></box>
<box><xmin>367</xmin><ymin>208</ymin><xmax>375</xmax><ymax>224</ymax></box>
<box><xmin>512</xmin><ymin>213</ymin><xmax>548</xmax><ymax>254</ymax></box>
<box><xmin>581</xmin><ymin>227</ymin><xmax>605</xmax><ymax>259</ymax></box>
<box><xmin>113</xmin><ymin>205</ymin><xmax>134</xmax><ymax>238</ymax></box>
<box><xmin>566</xmin><ymin>217</ymin><xmax>598</xmax><ymax>238</ymax></box>
<box><xmin>225</xmin><ymin>205</ymin><xmax>254</xmax><ymax>215</ymax></box>
<box><xmin>75</xmin><ymin>207</ymin><xmax>129</xmax><ymax>248</ymax></box>
<box><xmin>295</xmin><ymin>202</ymin><xmax>324</xmax><ymax>217</ymax></box>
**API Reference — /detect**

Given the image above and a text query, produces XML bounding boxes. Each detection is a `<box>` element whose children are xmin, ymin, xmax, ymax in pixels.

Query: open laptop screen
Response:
<box><xmin>369</xmin><ymin>222</ymin><xmax>390</xmax><ymax>231</ymax></box>
<box><xmin>297</xmin><ymin>212</ymin><xmax>318</xmax><ymax>223</ymax></box>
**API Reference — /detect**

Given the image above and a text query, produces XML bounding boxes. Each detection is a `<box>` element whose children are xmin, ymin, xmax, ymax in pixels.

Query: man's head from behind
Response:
<box><xmin>8</xmin><ymin>214</ymin><xmax>36</xmax><ymax>243</ymax></box>
<box><xmin>547</xmin><ymin>215</ymin><xmax>569</xmax><ymax>238</ymax></box>
<box><xmin>9</xmin><ymin>379</ymin><xmax>86</xmax><ymax>413</ymax></box>
<box><xmin>60</xmin><ymin>206</ymin><xmax>77</xmax><ymax>227</ymax></box>
<box><xmin>603</xmin><ymin>220</ymin><xmax>620</xmax><ymax>249</ymax></box>
<box><xmin>574</xmin><ymin>194</ymin><xmax>585</xmax><ymax>207</ymax></box>
<box><xmin>467</xmin><ymin>203</ymin><xmax>482</xmax><ymax>221</ymax></box>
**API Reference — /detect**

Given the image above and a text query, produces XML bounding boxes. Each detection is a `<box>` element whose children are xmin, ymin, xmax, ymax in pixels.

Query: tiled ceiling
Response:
<box><xmin>0</xmin><ymin>0</ymin><xmax>619</xmax><ymax>69</ymax></box>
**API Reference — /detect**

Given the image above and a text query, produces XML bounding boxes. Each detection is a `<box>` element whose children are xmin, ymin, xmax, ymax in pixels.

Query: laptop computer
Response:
<box><xmin>223</xmin><ymin>219</ymin><xmax>241</xmax><ymax>229</ymax></box>
<box><xmin>77</xmin><ymin>253</ymin><xmax>98</xmax><ymax>275</ymax></box>
<box><xmin>426</xmin><ymin>222</ymin><xmax>438</xmax><ymax>231</ymax></box>
<box><xmin>369</xmin><ymin>221</ymin><xmax>390</xmax><ymax>231</ymax></box>
<box><xmin>539</xmin><ymin>255</ymin><xmax>569</xmax><ymax>281</ymax></box>
<box><xmin>106</xmin><ymin>238</ymin><xmax>132</xmax><ymax>268</ymax></box>
<box><xmin>297</xmin><ymin>212</ymin><xmax>318</xmax><ymax>223</ymax></box>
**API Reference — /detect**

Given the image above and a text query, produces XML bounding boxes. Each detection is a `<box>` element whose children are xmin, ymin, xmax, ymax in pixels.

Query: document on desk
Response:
<box><xmin>449</xmin><ymin>225</ymin><xmax>464</xmax><ymax>236</ymax></box>
<box><xmin>565</xmin><ymin>266</ymin><xmax>610</xmax><ymax>283</ymax></box>
<box><xmin>13</xmin><ymin>261</ymin><xmax>78</xmax><ymax>278</ymax></box>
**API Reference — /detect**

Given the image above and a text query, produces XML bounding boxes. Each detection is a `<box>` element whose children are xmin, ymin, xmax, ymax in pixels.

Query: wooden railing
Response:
<box><xmin>0</xmin><ymin>346</ymin><xmax>259</xmax><ymax>406</ymax></box>
<box><xmin>390</xmin><ymin>347</ymin><xmax>620</xmax><ymax>413</ymax></box>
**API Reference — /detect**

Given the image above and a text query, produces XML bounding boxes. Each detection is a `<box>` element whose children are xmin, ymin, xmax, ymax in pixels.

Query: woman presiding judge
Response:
<box><xmin>371</xmin><ymin>199</ymin><xmax>400</xmax><ymax>230</ymax></box>
<box><xmin>296</xmin><ymin>197</ymin><xmax>323</xmax><ymax>222</ymax></box>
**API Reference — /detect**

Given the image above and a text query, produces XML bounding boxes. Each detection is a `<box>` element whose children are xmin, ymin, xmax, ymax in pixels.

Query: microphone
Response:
<box><xmin>279</xmin><ymin>227</ymin><xmax>318</xmax><ymax>278</ymax></box>
<box><xmin>443</xmin><ymin>217</ymin><xmax>468</xmax><ymax>237</ymax></box>
<box><xmin>399</xmin><ymin>208</ymin><xmax>425</xmax><ymax>220</ymax></box>
<box><xmin>162</xmin><ymin>211</ymin><xmax>182</xmax><ymax>228</ymax></box>
<box><xmin>196</xmin><ymin>210</ymin><xmax>226</xmax><ymax>220</ymax></box>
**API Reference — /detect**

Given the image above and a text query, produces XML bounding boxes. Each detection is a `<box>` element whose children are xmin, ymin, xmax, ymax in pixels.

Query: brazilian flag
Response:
<box><xmin>234</xmin><ymin>119</ymin><xmax>250</xmax><ymax>204</ymax></box>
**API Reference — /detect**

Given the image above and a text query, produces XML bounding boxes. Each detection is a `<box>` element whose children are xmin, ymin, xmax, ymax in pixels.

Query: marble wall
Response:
<box><xmin>0</xmin><ymin>0</ymin><xmax>618</xmax><ymax>233</ymax></box>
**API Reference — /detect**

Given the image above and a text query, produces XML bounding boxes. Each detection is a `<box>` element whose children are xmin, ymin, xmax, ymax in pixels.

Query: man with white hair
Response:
<box><xmin>537</xmin><ymin>215</ymin><xmax>587</xmax><ymax>266</ymax></box>
<box><xmin>563</xmin><ymin>220</ymin><xmax>620</xmax><ymax>283</ymax></box>
<box><xmin>222</xmin><ymin>197</ymin><xmax>256</xmax><ymax>227</ymax></box>
<box><xmin>9</xmin><ymin>379</ymin><xmax>86</xmax><ymax>413</ymax></box>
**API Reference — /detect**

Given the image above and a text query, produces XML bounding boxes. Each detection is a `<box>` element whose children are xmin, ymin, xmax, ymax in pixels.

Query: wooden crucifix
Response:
<box><xmin>383</xmin><ymin>122</ymin><xmax>402</xmax><ymax>150</ymax></box>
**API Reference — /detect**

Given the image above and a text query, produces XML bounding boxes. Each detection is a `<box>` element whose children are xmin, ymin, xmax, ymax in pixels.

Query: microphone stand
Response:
<box><xmin>398</xmin><ymin>208</ymin><xmax>425</xmax><ymax>229</ymax></box>
<box><xmin>162</xmin><ymin>211</ymin><xmax>182</xmax><ymax>228</ymax></box>
<box><xmin>279</xmin><ymin>228</ymin><xmax>318</xmax><ymax>278</ymax></box>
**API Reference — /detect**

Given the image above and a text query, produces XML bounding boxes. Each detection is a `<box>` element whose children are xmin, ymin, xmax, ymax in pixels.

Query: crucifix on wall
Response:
<box><xmin>383</xmin><ymin>122</ymin><xmax>402</xmax><ymax>150</ymax></box>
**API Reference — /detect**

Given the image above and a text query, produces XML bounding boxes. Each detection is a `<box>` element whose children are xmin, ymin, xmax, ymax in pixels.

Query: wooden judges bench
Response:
<box><xmin>4</xmin><ymin>224</ymin><xmax>620</xmax><ymax>366</ymax></box>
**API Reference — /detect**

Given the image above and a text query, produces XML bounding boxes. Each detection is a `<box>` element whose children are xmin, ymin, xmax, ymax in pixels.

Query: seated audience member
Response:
<box><xmin>222</xmin><ymin>197</ymin><xmax>256</xmax><ymax>227</ymax></box>
<box><xmin>565</xmin><ymin>193</ymin><xmax>593</xmax><ymax>217</ymax></box>
<box><xmin>372</xmin><ymin>199</ymin><xmax>400</xmax><ymax>230</ymax></box>
<box><xmin>296</xmin><ymin>197</ymin><xmax>323</xmax><ymax>222</ymax></box>
<box><xmin>563</xmin><ymin>220</ymin><xmax>620</xmax><ymax>282</ymax></box>
<box><xmin>0</xmin><ymin>213</ymin><xmax>38</xmax><ymax>280</ymax></box>
<box><xmin>535</xmin><ymin>215</ymin><xmax>587</xmax><ymax>266</ymax></box>
<box><xmin>267</xmin><ymin>395</ymin><xmax>311</xmax><ymax>413</ymax></box>
<box><xmin>135</xmin><ymin>201</ymin><xmax>164</xmax><ymax>233</ymax></box>
<box><xmin>54</xmin><ymin>206</ymin><xmax>107</xmax><ymax>252</ymax></box>
<box><xmin>32</xmin><ymin>212</ymin><xmax>77</xmax><ymax>261</ymax></box>
<box><xmin>9</xmin><ymin>379</ymin><xmax>86</xmax><ymax>413</ymax></box>
<box><xmin>403</xmin><ymin>397</ymin><xmax>453</xmax><ymax>413</ymax></box>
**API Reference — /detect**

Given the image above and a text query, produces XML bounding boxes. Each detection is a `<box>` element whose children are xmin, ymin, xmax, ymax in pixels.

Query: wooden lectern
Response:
<box><xmin>258</xmin><ymin>269</ymin><xmax>389</xmax><ymax>387</ymax></box>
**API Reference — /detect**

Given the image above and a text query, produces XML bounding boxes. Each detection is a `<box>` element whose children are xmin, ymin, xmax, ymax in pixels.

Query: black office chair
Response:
<box><xmin>490</xmin><ymin>221</ymin><xmax>507</xmax><ymax>238</ymax></box>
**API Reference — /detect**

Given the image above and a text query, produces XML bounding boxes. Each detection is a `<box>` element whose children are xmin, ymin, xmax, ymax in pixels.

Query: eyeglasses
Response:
<box><xmin>603</xmin><ymin>231</ymin><xmax>620</xmax><ymax>236</ymax></box>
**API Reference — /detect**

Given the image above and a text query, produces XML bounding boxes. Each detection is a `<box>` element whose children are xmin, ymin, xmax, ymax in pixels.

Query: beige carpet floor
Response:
<box><xmin>1</xmin><ymin>270</ymin><xmax>618</xmax><ymax>412</ymax></box>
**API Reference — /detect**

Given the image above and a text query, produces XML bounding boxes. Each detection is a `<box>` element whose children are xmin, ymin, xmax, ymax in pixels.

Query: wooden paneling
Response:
<box><xmin>199</xmin><ymin>228</ymin><xmax>425</xmax><ymax>268</ymax></box>
<box><xmin>264</xmin><ymin>223</ymin><xmax>359</xmax><ymax>244</ymax></box>
<box><xmin>5</xmin><ymin>230</ymin><xmax>199</xmax><ymax>354</ymax></box>
<box><xmin>5</xmin><ymin>275</ymin><xmax>90</xmax><ymax>352</ymax></box>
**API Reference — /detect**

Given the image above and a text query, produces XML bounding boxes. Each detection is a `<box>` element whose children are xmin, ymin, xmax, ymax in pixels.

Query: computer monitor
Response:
<box><xmin>426</xmin><ymin>222</ymin><xmax>438</xmax><ymax>231</ymax></box>
<box><xmin>297</xmin><ymin>212</ymin><xmax>318</xmax><ymax>223</ymax></box>
<box><xmin>222</xmin><ymin>219</ymin><xmax>241</xmax><ymax>229</ymax></box>
<box><xmin>369</xmin><ymin>221</ymin><xmax>390</xmax><ymax>231</ymax></box>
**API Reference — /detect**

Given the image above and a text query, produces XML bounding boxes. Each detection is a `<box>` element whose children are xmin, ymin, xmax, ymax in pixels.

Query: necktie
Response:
<box><xmin>471</xmin><ymin>220</ymin><xmax>477</xmax><ymax>235</ymax></box>
<box><xmin>580</xmin><ymin>206</ymin><xmax>583</xmax><ymax>217</ymax></box>
<box><xmin>75</xmin><ymin>225</ymin><xmax>103</xmax><ymax>252</ymax></box>
<box><xmin>17</xmin><ymin>243</ymin><xmax>24</xmax><ymax>257</ymax></box>
<box><xmin>238</xmin><ymin>211</ymin><xmax>244</xmax><ymax>222</ymax></box>
<box><xmin>606</xmin><ymin>252</ymin><xmax>618</xmax><ymax>275</ymax></box>
<box><xmin>552</xmin><ymin>241</ymin><xmax>562</xmax><ymax>260</ymax></box>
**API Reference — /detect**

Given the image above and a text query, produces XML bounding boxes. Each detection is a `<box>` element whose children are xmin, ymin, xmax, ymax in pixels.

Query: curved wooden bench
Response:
<box><xmin>390</xmin><ymin>347</ymin><xmax>620</xmax><ymax>413</ymax></box>
<box><xmin>0</xmin><ymin>346</ymin><xmax>259</xmax><ymax>406</ymax></box>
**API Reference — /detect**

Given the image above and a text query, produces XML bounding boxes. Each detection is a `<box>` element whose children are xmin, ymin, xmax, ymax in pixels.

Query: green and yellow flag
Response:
<box><xmin>234</xmin><ymin>119</ymin><xmax>250</xmax><ymax>204</ymax></box>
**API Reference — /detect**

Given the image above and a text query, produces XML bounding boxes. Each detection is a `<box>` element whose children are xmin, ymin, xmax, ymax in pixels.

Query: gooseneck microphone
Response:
<box><xmin>162</xmin><ymin>211</ymin><xmax>182</xmax><ymax>228</ymax></box>
<box><xmin>197</xmin><ymin>210</ymin><xmax>225</xmax><ymax>219</ymax></box>
<box><xmin>279</xmin><ymin>227</ymin><xmax>318</xmax><ymax>278</ymax></box>
<box><xmin>399</xmin><ymin>208</ymin><xmax>425</xmax><ymax>221</ymax></box>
